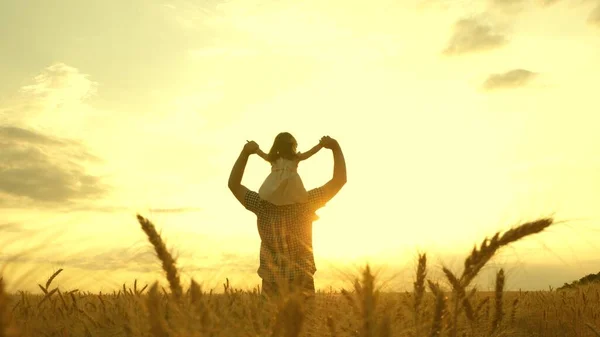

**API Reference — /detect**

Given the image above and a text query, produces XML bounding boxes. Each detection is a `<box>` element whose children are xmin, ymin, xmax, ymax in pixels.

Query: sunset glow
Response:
<box><xmin>1</xmin><ymin>0</ymin><xmax>600</xmax><ymax>293</ymax></box>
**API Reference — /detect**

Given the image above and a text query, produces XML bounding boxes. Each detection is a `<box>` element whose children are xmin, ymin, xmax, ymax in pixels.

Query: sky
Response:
<box><xmin>1</xmin><ymin>0</ymin><xmax>600</xmax><ymax>293</ymax></box>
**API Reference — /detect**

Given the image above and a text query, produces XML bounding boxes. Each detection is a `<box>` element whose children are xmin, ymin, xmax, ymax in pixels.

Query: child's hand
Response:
<box><xmin>320</xmin><ymin>136</ymin><xmax>338</xmax><ymax>149</ymax></box>
<box><xmin>244</xmin><ymin>140</ymin><xmax>259</xmax><ymax>154</ymax></box>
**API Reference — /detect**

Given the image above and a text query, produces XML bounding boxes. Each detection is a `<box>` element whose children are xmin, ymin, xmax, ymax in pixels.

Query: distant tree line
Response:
<box><xmin>558</xmin><ymin>271</ymin><xmax>600</xmax><ymax>290</ymax></box>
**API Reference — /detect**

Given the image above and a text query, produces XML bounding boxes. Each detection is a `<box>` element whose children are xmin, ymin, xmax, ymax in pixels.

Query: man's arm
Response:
<box><xmin>228</xmin><ymin>142</ymin><xmax>257</xmax><ymax>206</ymax></box>
<box><xmin>320</xmin><ymin>137</ymin><xmax>347</xmax><ymax>202</ymax></box>
<box><xmin>297</xmin><ymin>143</ymin><xmax>323</xmax><ymax>161</ymax></box>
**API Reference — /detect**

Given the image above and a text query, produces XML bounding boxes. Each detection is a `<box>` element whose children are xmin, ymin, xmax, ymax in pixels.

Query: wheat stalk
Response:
<box><xmin>326</xmin><ymin>315</ymin><xmax>338</xmax><ymax>337</ymax></box>
<box><xmin>428</xmin><ymin>281</ymin><xmax>446</xmax><ymax>337</ymax></box>
<box><xmin>461</xmin><ymin>218</ymin><xmax>552</xmax><ymax>288</ymax></box>
<box><xmin>443</xmin><ymin>267</ymin><xmax>475</xmax><ymax>336</ymax></box>
<box><xmin>0</xmin><ymin>277</ymin><xmax>22</xmax><ymax>337</ymax></box>
<box><xmin>358</xmin><ymin>265</ymin><xmax>377</xmax><ymax>337</ymax></box>
<box><xmin>137</xmin><ymin>214</ymin><xmax>183</xmax><ymax>300</ymax></box>
<box><xmin>271</xmin><ymin>293</ymin><xmax>305</xmax><ymax>337</ymax></box>
<box><xmin>442</xmin><ymin>218</ymin><xmax>552</xmax><ymax>337</ymax></box>
<box><xmin>37</xmin><ymin>288</ymin><xmax>58</xmax><ymax>308</ymax></box>
<box><xmin>414</xmin><ymin>254</ymin><xmax>427</xmax><ymax>337</ymax></box>
<box><xmin>509</xmin><ymin>298</ymin><xmax>519</xmax><ymax>325</ymax></box>
<box><xmin>586</xmin><ymin>323</ymin><xmax>600</xmax><ymax>337</ymax></box>
<box><xmin>45</xmin><ymin>269</ymin><xmax>63</xmax><ymax>291</ymax></box>
<box><xmin>491</xmin><ymin>269</ymin><xmax>505</xmax><ymax>333</ymax></box>
<box><xmin>147</xmin><ymin>282</ymin><xmax>171</xmax><ymax>337</ymax></box>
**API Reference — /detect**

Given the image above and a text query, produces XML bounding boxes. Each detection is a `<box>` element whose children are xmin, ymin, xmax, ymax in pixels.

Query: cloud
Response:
<box><xmin>489</xmin><ymin>0</ymin><xmax>593</xmax><ymax>26</ymax></box>
<box><xmin>60</xmin><ymin>205</ymin><xmax>202</xmax><ymax>214</ymax></box>
<box><xmin>149</xmin><ymin>207</ymin><xmax>203</xmax><ymax>214</ymax></box>
<box><xmin>492</xmin><ymin>0</ymin><xmax>561</xmax><ymax>7</ymax></box>
<box><xmin>0</xmin><ymin>247</ymin><xmax>156</xmax><ymax>273</ymax></box>
<box><xmin>488</xmin><ymin>0</ymin><xmax>527</xmax><ymax>11</ymax></box>
<box><xmin>1</xmin><ymin>63</ymin><xmax>99</xmax><ymax>138</ymax></box>
<box><xmin>197</xmin><ymin>252</ymin><xmax>258</xmax><ymax>274</ymax></box>
<box><xmin>0</xmin><ymin>126</ymin><xmax>65</xmax><ymax>146</ymax></box>
<box><xmin>490</xmin><ymin>0</ymin><xmax>524</xmax><ymax>5</ymax></box>
<box><xmin>0</xmin><ymin>126</ymin><xmax>107</xmax><ymax>207</ymax></box>
<box><xmin>0</xmin><ymin>245</ymin><xmax>213</xmax><ymax>275</ymax></box>
<box><xmin>0</xmin><ymin>222</ymin><xmax>27</xmax><ymax>233</ymax></box>
<box><xmin>482</xmin><ymin>69</ymin><xmax>538</xmax><ymax>91</ymax></box>
<box><xmin>443</xmin><ymin>17</ymin><xmax>509</xmax><ymax>55</ymax></box>
<box><xmin>188</xmin><ymin>47</ymin><xmax>261</xmax><ymax>58</ymax></box>
<box><xmin>67</xmin><ymin>205</ymin><xmax>131</xmax><ymax>213</ymax></box>
<box><xmin>538</xmin><ymin>0</ymin><xmax>562</xmax><ymax>6</ymax></box>
<box><xmin>0</xmin><ymin>63</ymin><xmax>108</xmax><ymax>208</ymax></box>
<box><xmin>19</xmin><ymin>63</ymin><xmax>97</xmax><ymax>103</ymax></box>
<box><xmin>460</xmin><ymin>0</ymin><xmax>562</xmax><ymax>11</ymax></box>
<box><xmin>160</xmin><ymin>0</ymin><xmax>230</xmax><ymax>31</ymax></box>
<box><xmin>589</xmin><ymin>2</ymin><xmax>600</xmax><ymax>26</ymax></box>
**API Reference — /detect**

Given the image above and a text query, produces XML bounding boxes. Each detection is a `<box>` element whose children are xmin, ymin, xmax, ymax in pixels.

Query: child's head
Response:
<box><xmin>267</xmin><ymin>132</ymin><xmax>298</xmax><ymax>162</ymax></box>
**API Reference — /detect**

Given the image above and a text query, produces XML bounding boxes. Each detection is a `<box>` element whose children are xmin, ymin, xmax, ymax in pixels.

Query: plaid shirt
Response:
<box><xmin>243</xmin><ymin>187</ymin><xmax>328</xmax><ymax>283</ymax></box>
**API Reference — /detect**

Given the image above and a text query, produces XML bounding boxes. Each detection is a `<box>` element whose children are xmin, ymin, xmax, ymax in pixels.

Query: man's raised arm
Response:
<box><xmin>228</xmin><ymin>141</ymin><xmax>258</xmax><ymax>205</ymax></box>
<box><xmin>320</xmin><ymin>136</ymin><xmax>347</xmax><ymax>201</ymax></box>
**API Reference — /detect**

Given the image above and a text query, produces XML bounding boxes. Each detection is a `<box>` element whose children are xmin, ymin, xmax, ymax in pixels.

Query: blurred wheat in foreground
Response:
<box><xmin>2</xmin><ymin>216</ymin><xmax>600</xmax><ymax>337</ymax></box>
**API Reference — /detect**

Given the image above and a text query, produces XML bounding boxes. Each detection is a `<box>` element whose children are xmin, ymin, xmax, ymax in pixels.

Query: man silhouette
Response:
<box><xmin>228</xmin><ymin>135</ymin><xmax>347</xmax><ymax>298</ymax></box>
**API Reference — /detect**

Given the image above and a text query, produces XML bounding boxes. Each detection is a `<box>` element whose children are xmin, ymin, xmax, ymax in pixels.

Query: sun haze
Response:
<box><xmin>1</xmin><ymin>0</ymin><xmax>599</xmax><ymax>292</ymax></box>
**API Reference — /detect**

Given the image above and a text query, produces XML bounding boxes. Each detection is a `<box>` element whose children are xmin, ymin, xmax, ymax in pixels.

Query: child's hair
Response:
<box><xmin>267</xmin><ymin>132</ymin><xmax>298</xmax><ymax>162</ymax></box>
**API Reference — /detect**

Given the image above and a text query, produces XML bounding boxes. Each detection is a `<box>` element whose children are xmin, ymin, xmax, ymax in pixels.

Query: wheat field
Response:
<box><xmin>1</xmin><ymin>215</ymin><xmax>599</xmax><ymax>337</ymax></box>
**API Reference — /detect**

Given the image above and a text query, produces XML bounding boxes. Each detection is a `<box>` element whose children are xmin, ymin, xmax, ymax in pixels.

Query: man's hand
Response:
<box><xmin>244</xmin><ymin>140</ymin><xmax>259</xmax><ymax>155</ymax></box>
<box><xmin>229</xmin><ymin>141</ymin><xmax>257</xmax><ymax>205</ymax></box>
<box><xmin>319</xmin><ymin>136</ymin><xmax>339</xmax><ymax>150</ymax></box>
<box><xmin>318</xmin><ymin>135</ymin><xmax>346</xmax><ymax>203</ymax></box>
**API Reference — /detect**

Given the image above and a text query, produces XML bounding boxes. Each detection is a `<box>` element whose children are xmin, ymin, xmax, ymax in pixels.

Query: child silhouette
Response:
<box><xmin>254</xmin><ymin>132</ymin><xmax>323</xmax><ymax>206</ymax></box>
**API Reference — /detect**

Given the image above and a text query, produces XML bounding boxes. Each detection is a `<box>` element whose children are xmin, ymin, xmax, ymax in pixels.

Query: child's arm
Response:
<box><xmin>297</xmin><ymin>142</ymin><xmax>323</xmax><ymax>161</ymax></box>
<box><xmin>256</xmin><ymin>148</ymin><xmax>269</xmax><ymax>161</ymax></box>
<box><xmin>246</xmin><ymin>140</ymin><xmax>269</xmax><ymax>162</ymax></box>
